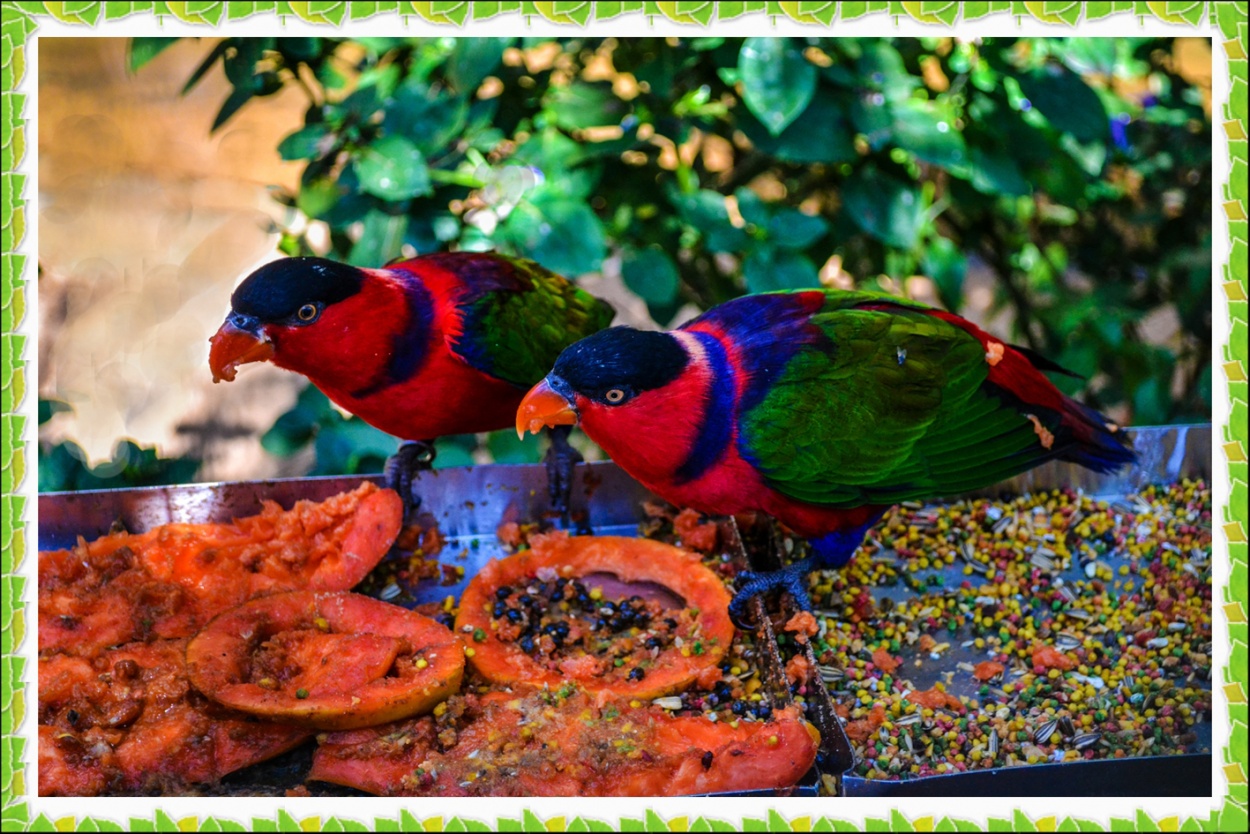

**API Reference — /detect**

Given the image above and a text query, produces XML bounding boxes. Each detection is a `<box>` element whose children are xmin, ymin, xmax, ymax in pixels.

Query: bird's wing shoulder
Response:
<box><xmin>741</xmin><ymin>296</ymin><xmax>1043</xmax><ymax>507</ymax></box>
<box><xmin>419</xmin><ymin>253</ymin><xmax>613</xmax><ymax>388</ymax></box>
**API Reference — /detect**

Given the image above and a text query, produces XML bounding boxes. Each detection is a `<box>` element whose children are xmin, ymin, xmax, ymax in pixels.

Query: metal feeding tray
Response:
<box><xmin>36</xmin><ymin>425</ymin><xmax>1213</xmax><ymax>797</ymax></box>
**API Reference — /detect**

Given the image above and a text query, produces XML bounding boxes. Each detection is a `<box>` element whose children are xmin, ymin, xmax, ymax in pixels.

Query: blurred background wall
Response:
<box><xmin>37</xmin><ymin>36</ymin><xmax>1213</xmax><ymax>490</ymax></box>
<box><xmin>39</xmin><ymin>38</ymin><xmax>308</xmax><ymax>481</ymax></box>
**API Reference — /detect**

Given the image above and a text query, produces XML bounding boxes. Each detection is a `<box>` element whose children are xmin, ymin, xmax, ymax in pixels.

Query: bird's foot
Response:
<box><xmin>728</xmin><ymin>557</ymin><xmax>817</xmax><ymax>630</ymax></box>
<box><xmin>544</xmin><ymin>425</ymin><xmax>586</xmax><ymax>531</ymax></box>
<box><xmin>384</xmin><ymin>440</ymin><xmax>436</xmax><ymax>520</ymax></box>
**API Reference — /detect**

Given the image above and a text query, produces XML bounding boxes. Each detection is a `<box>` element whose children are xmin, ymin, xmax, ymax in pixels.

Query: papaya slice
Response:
<box><xmin>186</xmin><ymin>591</ymin><xmax>464</xmax><ymax>730</ymax></box>
<box><xmin>38</xmin><ymin>640</ymin><xmax>310</xmax><ymax>796</ymax></box>
<box><xmin>455</xmin><ymin>533</ymin><xmax>735</xmax><ymax>700</ymax></box>
<box><xmin>40</xmin><ymin>482</ymin><xmax>403</xmax><ymax>657</ymax></box>
<box><xmin>309</xmin><ymin>687</ymin><xmax>819</xmax><ymax>796</ymax></box>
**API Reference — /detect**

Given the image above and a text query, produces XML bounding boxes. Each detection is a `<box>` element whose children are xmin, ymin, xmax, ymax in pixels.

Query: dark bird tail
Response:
<box><xmin>1055</xmin><ymin>396</ymin><xmax>1137</xmax><ymax>474</ymax></box>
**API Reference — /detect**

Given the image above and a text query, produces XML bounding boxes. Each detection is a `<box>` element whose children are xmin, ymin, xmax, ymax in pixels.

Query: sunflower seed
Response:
<box><xmin>818</xmin><ymin>665</ymin><xmax>844</xmax><ymax>682</ymax></box>
<box><xmin>1074</xmin><ymin>732</ymin><xmax>1102</xmax><ymax>750</ymax></box>
<box><xmin>895</xmin><ymin>712</ymin><xmax>922</xmax><ymax>726</ymax></box>
<box><xmin>1058</xmin><ymin>715</ymin><xmax>1076</xmax><ymax>737</ymax></box>
<box><xmin>1064</xmin><ymin>609</ymin><xmax>1094</xmax><ymax>622</ymax></box>
<box><xmin>1055</xmin><ymin>632</ymin><xmax>1082</xmax><ymax>651</ymax></box>
<box><xmin>1034</xmin><ymin>719</ymin><xmax>1060</xmax><ymax>744</ymax></box>
<box><xmin>1031</xmin><ymin>553</ymin><xmax>1056</xmax><ymax>572</ymax></box>
<box><xmin>1071</xmin><ymin>672</ymin><xmax>1106</xmax><ymax>690</ymax></box>
<box><xmin>989</xmin><ymin>729</ymin><xmax>999</xmax><ymax>757</ymax></box>
<box><xmin>652</xmin><ymin>697</ymin><xmax>683</xmax><ymax>710</ymax></box>
<box><xmin>1145</xmin><ymin>637</ymin><xmax>1170</xmax><ymax>649</ymax></box>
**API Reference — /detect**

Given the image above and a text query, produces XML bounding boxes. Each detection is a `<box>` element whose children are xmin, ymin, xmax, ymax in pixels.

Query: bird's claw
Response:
<box><xmin>384</xmin><ymin>440</ymin><xmax>436</xmax><ymax>521</ymax></box>
<box><xmin>728</xmin><ymin>558</ymin><xmax>816</xmax><ymax>630</ymax></box>
<box><xmin>544</xmin><ymin>425</ymin><xmax>585</xmax><ymax>530</ymax></box>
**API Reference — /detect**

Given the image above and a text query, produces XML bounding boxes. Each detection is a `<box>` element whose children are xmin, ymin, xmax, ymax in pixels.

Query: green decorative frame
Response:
<box><xmin>0</xmin><ymin>1</ymin><xmax>1244</xmax><ymax>830</ymax></box>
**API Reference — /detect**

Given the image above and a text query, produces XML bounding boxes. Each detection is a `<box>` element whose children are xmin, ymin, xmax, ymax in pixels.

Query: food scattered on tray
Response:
<box><xmin>455</xmin><ymin>533</ymin><xmax>735</xmax><ymax>700</ymax></box>
<box><xmin>37</xmin><ymin>484</ymin><xmax>403</xmax><ymax>796</ymax></box>
<box><xmin>309</xmin><ymin>681</ymin><xmax>818</xmax><ymax>797</ymax></box>
<box><xmin>791</xmin><ymin>480</ymin><xmax>1212</xmax><ymax>781</ymax></box>
<box><xmin>37</xmin><ymin>472</ymin><xmax>1212</xmax><ymax>796</ymax></box>
<box><xmin>39</xmin><ymin>639</ymin><xmax>312</xmax><ymax>797</ymax></box>
<box><xmin>307</xmin><ymin>527</ymin><xmax>818</xmax><ymax>797</ymax></box>
<box><xmin>39</xmin><ymin>483</ymin><xmax>402</xmax><ymax>656</ymax></box>
<box><xmin>187</xmin><ymin>591</ymin><xmax>464</xmax><ymax>730</ymax></box>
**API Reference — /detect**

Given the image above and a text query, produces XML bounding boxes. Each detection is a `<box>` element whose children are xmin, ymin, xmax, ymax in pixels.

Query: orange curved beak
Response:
<box><xmin>516</xmin><ymin>378</ymin><xmax>578</xmax><ymax>438</ymax></box>
<box><xmin>209</xmin><ymin>318</ymin><xmax>275</xmax><ymax>383</ymax></box>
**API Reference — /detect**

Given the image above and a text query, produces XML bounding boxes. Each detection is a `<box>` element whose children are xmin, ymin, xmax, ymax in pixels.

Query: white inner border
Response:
<box><xmin>16</xmin><ymin>7</ymin><xmax>1233</xmax><ymax>828</ymax></box>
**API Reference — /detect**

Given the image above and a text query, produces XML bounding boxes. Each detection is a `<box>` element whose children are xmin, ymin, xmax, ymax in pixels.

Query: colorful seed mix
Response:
<box><xmin>798</xmin><ymin>480</ymin><xmax>1211</xmax><ymax>780</ymax></box>
<box><xmin>363</xmin><ymin>478</ymin><xmax>1210</xmax><ymax>788</ymax></box>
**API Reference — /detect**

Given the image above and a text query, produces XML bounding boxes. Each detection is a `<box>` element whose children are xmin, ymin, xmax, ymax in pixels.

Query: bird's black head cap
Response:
<box><xmin>231</xmin><ymin>257</ymin><xmax>366</xmax><ymax>322</ymax></box>
<box><xmin>551</xmin><ymin>326</ymin><xmax>689</xmax><ymax>404</ymax></box>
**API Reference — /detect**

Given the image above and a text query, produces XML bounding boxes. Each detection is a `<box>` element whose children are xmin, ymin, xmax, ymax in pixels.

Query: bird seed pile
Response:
<box><xmin>796</xmin><ymin>479</ymin><xmax>1212</xmax><ymax>780</ymax></box>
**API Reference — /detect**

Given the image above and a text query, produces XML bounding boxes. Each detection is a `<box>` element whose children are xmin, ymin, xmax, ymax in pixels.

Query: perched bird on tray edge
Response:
<box><xmin>516</xmin><ymin>288</ymin><xmax>1135</xmax><ymax>623</ymax></box>
<box><xmin>209</xmin><ymin>252</ymin><xmax>614</xmax><ymax>519</ymax></box>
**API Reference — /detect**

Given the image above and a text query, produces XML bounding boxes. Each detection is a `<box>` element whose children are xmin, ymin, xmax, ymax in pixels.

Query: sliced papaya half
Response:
<box><xmin>455</xmin><ymin>534</ymin><xmax>735</xmax><ymax>700</ymax></box>
<box><xmin>187</xmin><ymin>591</ymin><xmax>464</xmax><ymax>730</ymax></box>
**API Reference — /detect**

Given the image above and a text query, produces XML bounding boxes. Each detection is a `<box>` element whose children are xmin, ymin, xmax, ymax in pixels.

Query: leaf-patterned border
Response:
<box><xmin>1</xmin><ymin>1</ymin><xmax>1243</xmax><ymax>830</ymax></box>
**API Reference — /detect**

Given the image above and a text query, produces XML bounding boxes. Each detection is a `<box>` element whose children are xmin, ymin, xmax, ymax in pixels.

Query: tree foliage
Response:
<box><xmin>125</xmin><ymin>35</ymin><xmax>1211</xmax><ymax>478</ymax></box>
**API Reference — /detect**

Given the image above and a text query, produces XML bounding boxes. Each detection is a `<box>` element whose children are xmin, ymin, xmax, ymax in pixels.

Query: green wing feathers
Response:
<box><xmin>456</xmin><ymin>255</ymin><xmax>614</xmax><ymax>388</ymax></box>
<box><xmin>742</xmin><ymin>299</ymin><xmax>1063</xmax><ymax>508</ymax></box>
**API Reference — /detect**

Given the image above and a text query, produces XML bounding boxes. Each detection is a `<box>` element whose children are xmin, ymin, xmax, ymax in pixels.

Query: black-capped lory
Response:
<box><xmin>210</xmin><ymin>253</ymin><xmax>614</xmax><ymax>516</ymax></box>
<box><xmin>517</xmin><ymin>289</ymin><xmax>1135</xmax><ymax>621</ymax></box>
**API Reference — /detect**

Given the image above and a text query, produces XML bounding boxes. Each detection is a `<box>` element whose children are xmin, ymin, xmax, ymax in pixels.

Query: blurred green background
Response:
<box><xmin>40</xmin><ymin>35</ymin><xmax>1212</xmax><ymax>490</ymax></box>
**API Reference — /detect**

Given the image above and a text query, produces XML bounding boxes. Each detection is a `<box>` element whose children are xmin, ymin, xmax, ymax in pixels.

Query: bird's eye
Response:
<box><xmin>604</xmin><ymin>388</ymin><xmax>626</xmax><ymax>404</ymax></box>
<box><xmin>297</xmin><ymin>303</ymin><xmax>319</xmax><ymax>322</ymax></box>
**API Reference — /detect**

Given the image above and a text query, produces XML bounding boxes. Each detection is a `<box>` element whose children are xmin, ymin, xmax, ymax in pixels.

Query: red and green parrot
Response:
<box><xmin>209</xmin><ymin>252</ymin><xmax>614</xmax><ymax>516</ymax></box>
<box><xmin>516</xmin><ymin>289</ymin><xmax>1135</xmax><ymax>621</ymax></box>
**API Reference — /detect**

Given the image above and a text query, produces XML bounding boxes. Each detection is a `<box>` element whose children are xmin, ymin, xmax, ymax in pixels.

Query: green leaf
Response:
<box><xmin>128</xmin><ymin>37</ymin><xmax>179</xmax><ymax>72</ymax></box>
<box><xmin>669</xmin><ymin>189</ymin><xmax>750</xmax><ymax>253</ymax></box>
<box><xmin>922</xmin><ymin>235</ymin><xmax>966</xmax><ymax>311</ymax></box>
<box><xmin>433</xmin><ymin>436</ymin><xmax>477</xmax><ymax>469</ymax></box>
<box><xmin>182</xmin><ymin>39</ymin><xmax>230</xmax><ymax>95</ymax></box>
<box><xmin>447</xmin><ymin>37</ymin><xmax>512</xmax><ymax>93</ymax></box>
<box><xmin>734</xmin><ymin>187</ymin><xmax>771</xmax><ymax>229</ymax></box>
<box><xmin>1016</xmin><ymin>65</ymin><xmax>1109</xmax><ymax>144</ymax></box>
<box><xmin>1057</xmin><ymin>37</ymin><xmax>1119</xmax><ymax>77</ymax></box>
<box><xmin>743</xmin><ymin>245</ymin><xmax>820</xmax><ymax>293</ymax></box>
<box><xmin>297</xmin><ymin>178</ymin><xmax>342</xmax><ymax>218</ymax></box>
<box><xmin>211</xmin><ymin>85</ymin><xmax>254</xmax><ymax>133</ymax></box>
<box><xmin>38</xmin><ymin>397</ymin><xmax>71</xmax><ymax>426</ymax></box>
<box><xmin>389</xmin><ymin>83</ymin><xmax>470</xmax><ymax>157</ymax></box>
<box><xmin>486</xmin><ymin>429</ymin><xmax>542</xmax><ymax>465</ymax></box>
<box><xmin>356</xmin><ymin>136</ymin><xmax>432</xmax><ymax>201</ymax></box>
<box><xmin>739</xmin><ymin>37</ymin><xmax>816</xmax><ymax>136</ymax></box>
<box><xmin>964</xmin><ymin>144</ymin><xmax>1031</xmax><ymax>197</ymax></box>
<box><xmin>768</xmin><ymin>209</ymin><xmax>827</xmax><ymax>250</ymax></box>
<box><xmin>501</xmin><ymin>191</ymin><xmax>607</xmax><ymax>276</ymax></box>
<box><xmin>841</xmin><ymin>167</ymin><xmax>925</xmax><ymax>250</ymax></box>
<box><xmin>621</xmin><ymin>245</ymin><xmax>680</xmax><ymax>305</ymax></box>
<box><xmin>546</xmin><ymin>81</ymin><xmax>627</xmax><ymax>131</ymax></box>
<box><xmin>222</xmin><ymin>38</ymin><xmax>269</xmax><ymax>91</ymax></box>
<box><xmin>855</xmin><ymin>41</ymin><xmax>918</xmax><ymax>103</ymax></box>
<box><xmin>278</xmin><ymin>124</ymin><xmax>331</xmax><ymax>161</ymax></box>
<box><xmin>891</xmin><ymin>99</ymin><xmax>966</xmax><ymax>169</ymax></box>
<box><xmin>350</xmin><ymin>209</ymin><xmax>409</xmax><ymax>267</ymax></box>
<box><xmin>314</xmin><ymin>419</ymin><xmax>395</xmax><ymax>475</ymax></box>
<box><xmin>738</xmin><ymin>90</ymin><xmax>858</xmax><ymax>164</ymax></box>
